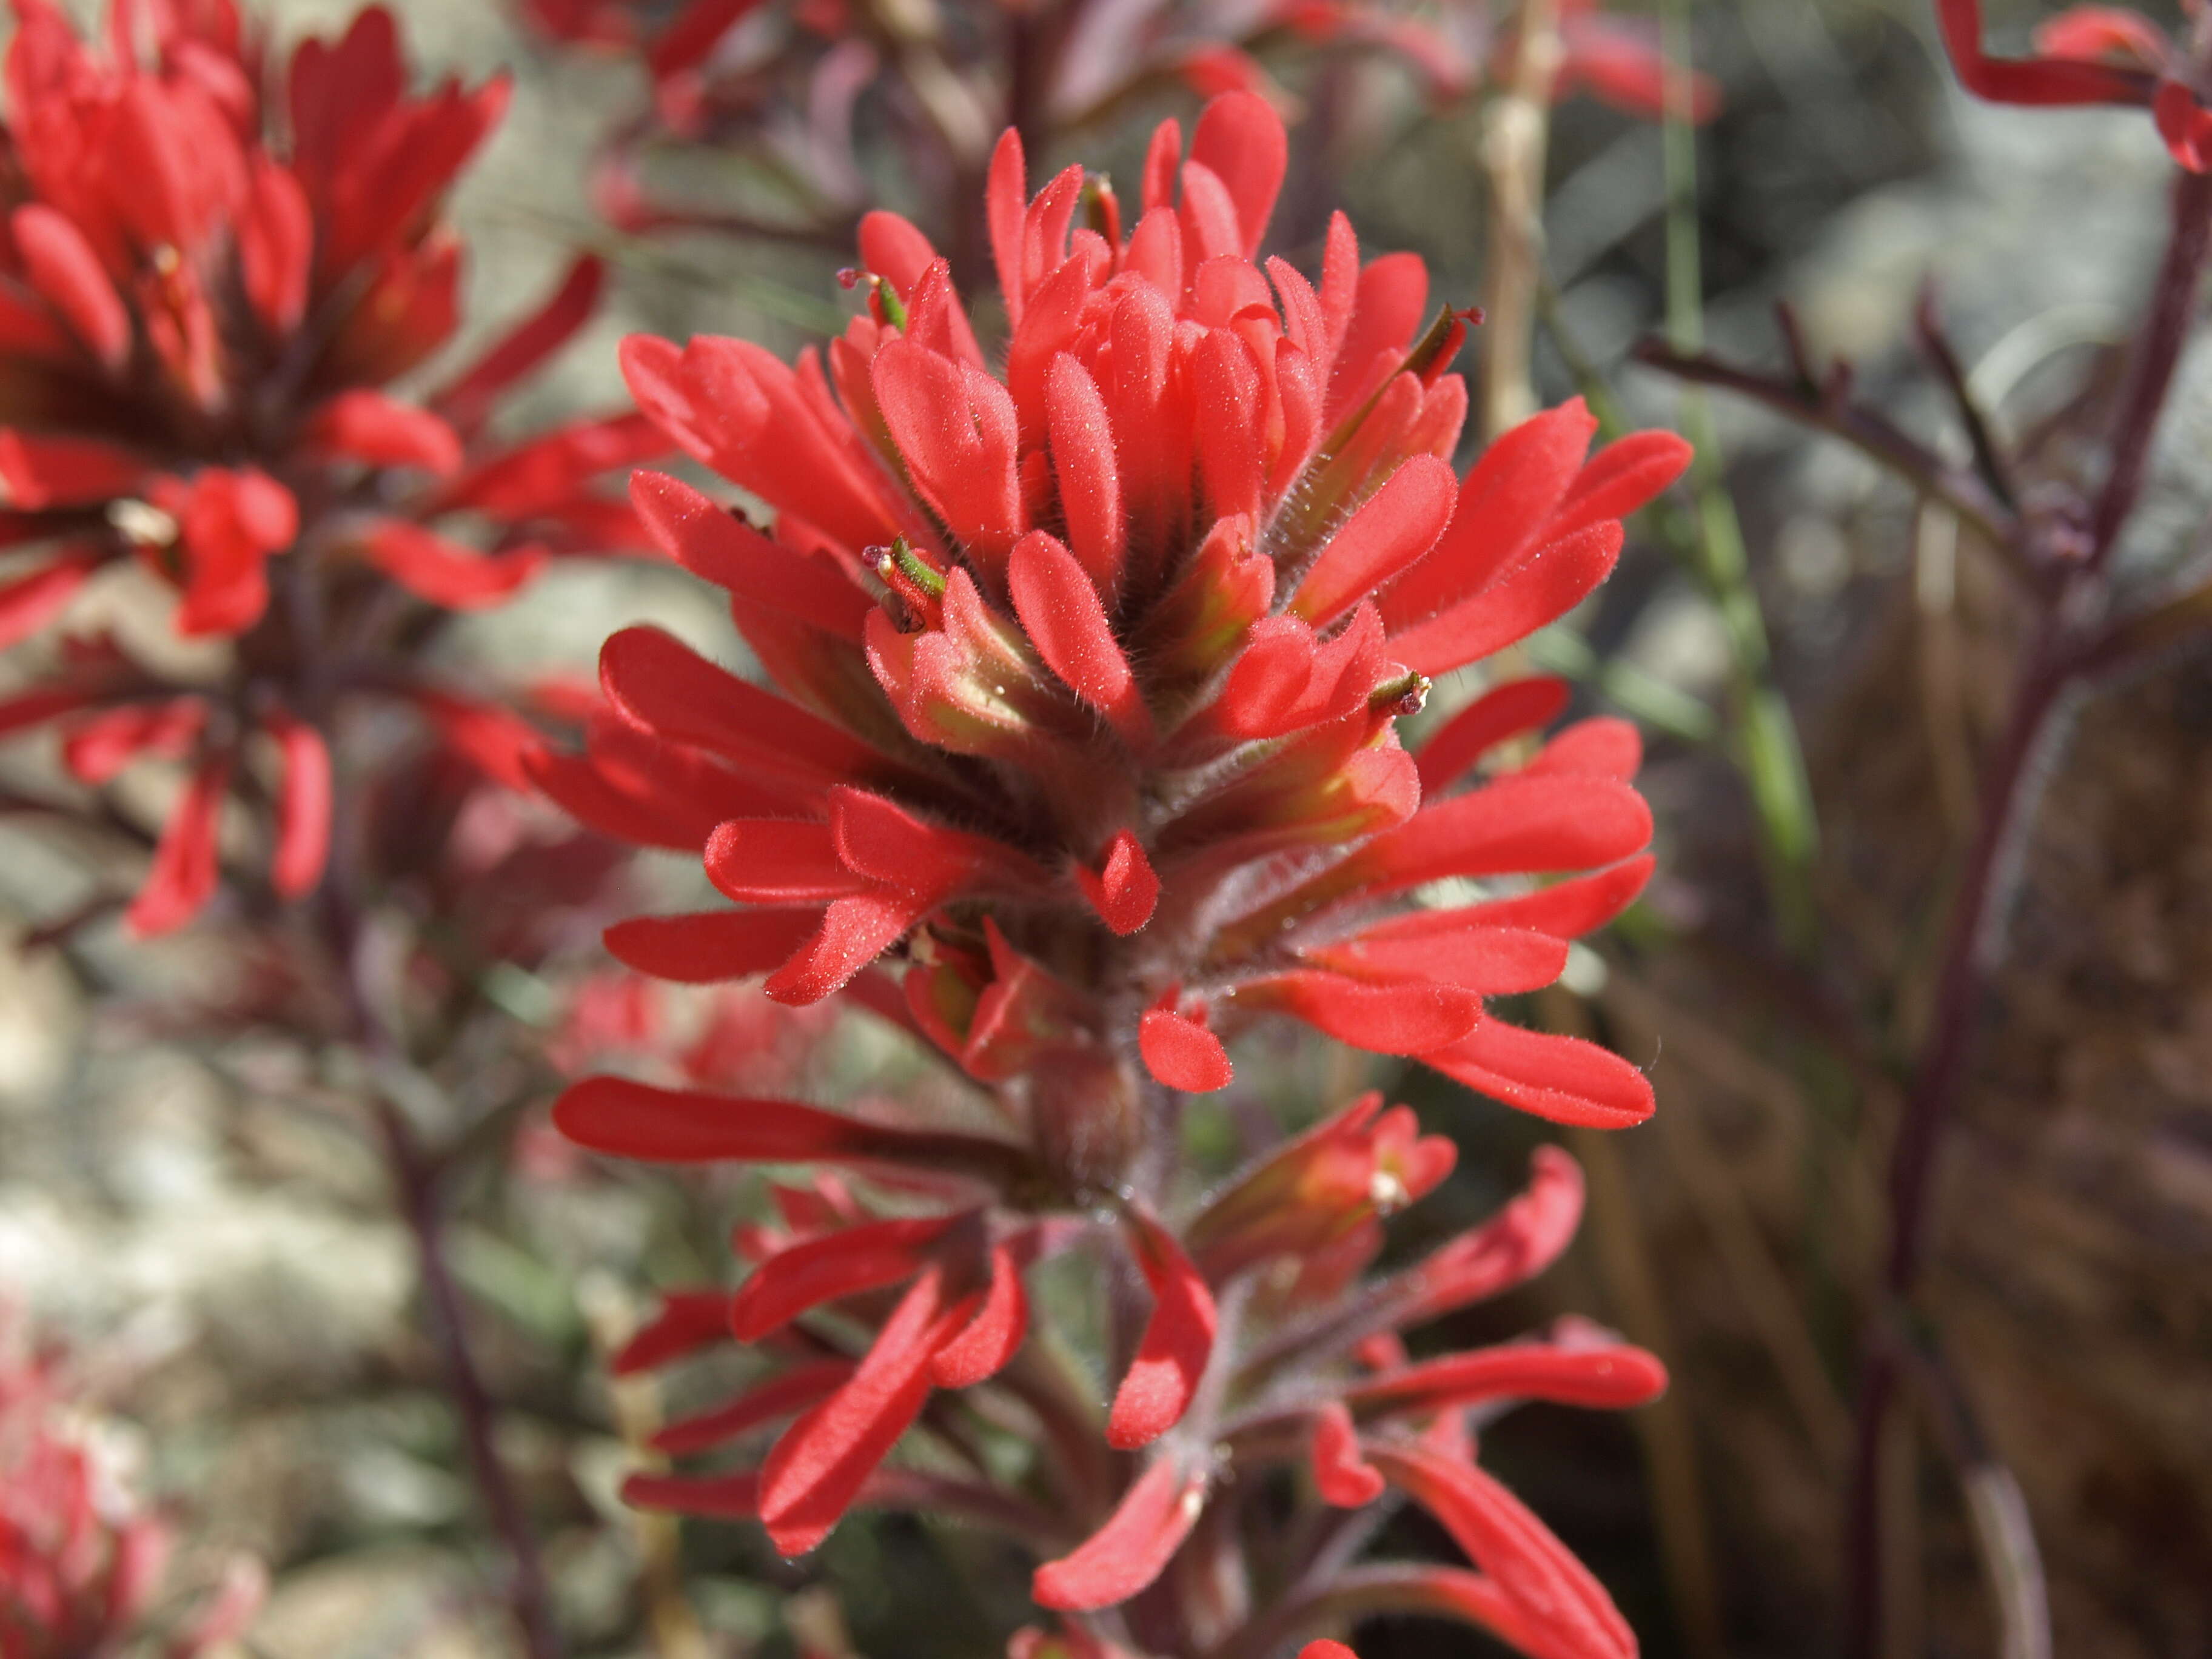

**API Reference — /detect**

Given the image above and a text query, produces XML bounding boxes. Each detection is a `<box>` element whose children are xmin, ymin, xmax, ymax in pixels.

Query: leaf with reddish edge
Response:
<box><xmin>1524</xmin><ymin>717</ymin><xmax>1642</xmax><ymax>781</ymax></box>
<box><xmin>1415</xmin><ymin>677</ymin><xmax>1571</xmax><ymax>794</ymax></box>
<box><xmin>1348</xmin><ymin>1338</ymin><xmax>1668</xmax><ymax>1418</ymax></box>
<box><xmin>1032</xmin><ymin>1455</ymin><xmax>1208</xmax><ymax>1611</ymax></box>
<box><xmin>1423</xmin><ymin>1019</ymin><xmax>1655</xmax><ymax>1129</ymax></box>
<box><xmin>1458</xmin><ymin>856</ymin><xmax>1654</xmax><ymax>940</ymax></box>
<box><xmin>759</xmin><ymin>1267</ymin><xmax>966</xmax><ymax>1555</ymax></box>
<box><xmin>1139</xmin><ymin>1005</ymin><xmax>1233</xmax><ymax>1092</ymax></box>
<box><xmin>1366</xmin><ymin>1444</ymin><xmax>1637</xmax><ymax>1659</ymax></box>
<box><xmin>554</xmin><ymin>1077</ymin><xmax>1027</xmax><ymax>1184</ymax></box>
<box><xmin>266</xmin><ymin>714</ymin><xmax>331</xmax><ymax>899</ymax></box>
<box><xmin>1232</xmin><ymin>971</ymin><xmax>1483</xmax><ymax>1056</ymax></box>
<box><xmin>303</xmin><ymin>389</ymin><xmax>463</xmax><ymax>474</ymax></box>
<box><xmin>1392</xmin><ymin>1147</ymin><xmax>1586</xmax><ymax>1325</ymax></box>
<box><xmin>603</xmin><ymin>908</ymin><xmax>826</xmax><ymax>983</ymax></box>
<box><xmin>1107</xmin><ymin>1207</ymin><xmax>1218</xmax><ymax>1450</ymax></box>
<box><xmin>725</xmin><ymin>1215</ymin><xmax>963</xmax><ymax>1343</ymax></box>
<box><xmin>126</xmin><ymin>755</ymin><xmax>231</xmax><ymax>938</ymax></box>
<box><xmin>359</xmin><ymin>520</ymin><xmax>545</xmax><ymax>609</ymax></box>
<box><xmin>613</xmin><ymin>1289</ymin><xmax>731</xmax><ymax>1374</ymax></box>
<box><xmin>1291</xmin><ymin>453</ymin><xmax>1458</xmax><ymax>627</ymax></box>
<box><xmin>1075</xmin><ymin>830</ymin><xmax>1158</xmax><ymax>936</ymax></box>
<box><xmin>1387</xmin><ymin>520</ymin><xmax>1625</xmax><ymax>679</ymax></box>
<box><xmin>1310</xmin><ymin>1401</ymin><xmax>1386</xmax><ymax>1506</ymax></box>
<box><xmin>1008</xmin><ymin>530</ymin><xmax>1150</xmax><ymax>744</ymax></box>
<box><xmin>653</xmin><ymin>1359</ymin><xmax>855</xmax><ymax>1455</ymax></box>
<box><xmin>627</xmin><ymin>471</ymin><xmax>870</xmax><ymax>636</ymax></box>
<box><xmin>928</xmin><ymin>1239</ymin><xmax>1028</xmax><ymax>1387</ymax></box>
<box><xmin>0</xmin><ymin>547</ymin><xmax>100</xmax><ymax>650</ymax></box>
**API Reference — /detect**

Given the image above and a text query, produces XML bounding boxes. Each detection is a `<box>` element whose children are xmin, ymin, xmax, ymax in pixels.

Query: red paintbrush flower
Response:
<box><xmin>0</xmin><ymin>0</ymin><xmax>663</xmax><ymax>937</ymax></box>
<box><xmin>551</xmin><ymin>85</ymin><xmax>1678</xmax><ymax>1654</ymax></box>
<box><xmin>1928</xmin><ymin>0</ymin><xmax>2212</xmax><ymax>170</ymax></box>
<box><xmin>549</xmin><ymin>90</ymin><xmax>1678</xmax><ymax>1136</ymax></box>
<box><xmin>0</xmin><ymin>1312</ymin><xmax>264</xmax><ymax>1658</ymax></box>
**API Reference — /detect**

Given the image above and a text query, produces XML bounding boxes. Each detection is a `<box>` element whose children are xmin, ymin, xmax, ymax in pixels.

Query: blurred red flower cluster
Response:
<box><xmin>0</xmin><ymin>1313</ymin><xmax>263</xmax><ymax>1659</ymax></box>
<box><xmin>0</xmin><ymin>0</ymin><xmax>662</xmax><ymax>936</ymax></box>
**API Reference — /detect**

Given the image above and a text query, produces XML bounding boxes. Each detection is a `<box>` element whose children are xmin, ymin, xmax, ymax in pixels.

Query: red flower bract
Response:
<box><xmin>552</xmin><ymin>89</ymin><xmax>1682</xmax><ymax>1146</ymax></box>
<box><xmin>0</xmin><ymin>0</ymin><xmax>661</xmax><ymax>935</ymax></box>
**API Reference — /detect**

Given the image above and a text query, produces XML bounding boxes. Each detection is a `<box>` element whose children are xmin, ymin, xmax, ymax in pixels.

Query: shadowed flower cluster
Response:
<box><xmin>0</xmin><ymin>0</ymin><xmax>662</xmax><ymax>936</ymax></box>
<box><xmin>548</xmin><ymin>89</ymin><xmax>1679</xmax><ymax>1655</ymax></box>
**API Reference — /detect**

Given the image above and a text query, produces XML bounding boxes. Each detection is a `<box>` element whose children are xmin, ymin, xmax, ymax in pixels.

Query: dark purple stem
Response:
<box><xmin>1845</xmin><ymin>159</ymin><xmax>2212</xmax><ymax>1659</ymax></box>
<box><xmin>377</xmin><ymin>1097</ymin><xmax>568</xmax><ymax>1659</ymax></box>
<box><xmin>2088</xmin><ymin>168</ymin><xmax>2212</xmax><ymax>573</ymax></box>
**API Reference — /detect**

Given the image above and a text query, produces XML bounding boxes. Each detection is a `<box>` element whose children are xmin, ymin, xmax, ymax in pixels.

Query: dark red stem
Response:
<box><xmin>2088</xmin><ymin>168</ymin><xmax>2212</xmax><ymax>572</ymax></box>
<box><xmin>1845</xmin><ymin>159</ymin><xmax>2212</xmax><ymax>1659</ymax></box>
<box><xmin>377</xmin><ymin>1098</ymin><xmax>568</xmax><ymax>1659</ymax></box>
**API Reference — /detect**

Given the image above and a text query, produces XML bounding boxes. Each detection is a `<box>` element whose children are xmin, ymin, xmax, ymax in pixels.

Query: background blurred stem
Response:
<box><xmin>377</xmin><ymin>1094</ymin><xmax>568</xmax><ymax>1659</ymax></box>
<box><xmin>1479</xmin><ymin>0</ymin><xmax>1563</xmax><ymax>434</ymax></box>
<box><xmin>1657</xmin><ymin>0</ymin><xmax>1821</xmax><ymax>959</ymax></box>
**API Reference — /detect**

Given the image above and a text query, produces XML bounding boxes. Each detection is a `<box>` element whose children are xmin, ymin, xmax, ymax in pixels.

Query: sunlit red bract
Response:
<box><xmin>548</xmin><ymin>88</ymin><xmax>1678</xmax><ymax>1654</ymax></box>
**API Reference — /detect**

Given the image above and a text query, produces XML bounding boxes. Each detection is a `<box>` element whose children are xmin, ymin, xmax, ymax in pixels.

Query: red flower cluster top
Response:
<box><xmin>551</xmin><ymin>89</ymin><xmax>1677</xmax><ymax>1657</ymax></box>
<box><xmin>0</xmin><ymin>0</ymin><xmax>660</xmax><ymax>934</ymax></box>
<box><xmin>550</xmin><ymin>90</ymin><xmax>1684</xmax><ymax>1140</ymax></box>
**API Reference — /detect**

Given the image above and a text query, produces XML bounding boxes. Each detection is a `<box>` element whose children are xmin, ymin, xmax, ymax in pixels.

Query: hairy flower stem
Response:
<box><xmin>1845</xmin><ymin>163</ymin><xmax>2212</xmax><ymax>1659</ymax></box>
<box><xmin>377</xmin><ymin>1097</ymin><xmax>568</xmax><ymax>1659</ymax></box>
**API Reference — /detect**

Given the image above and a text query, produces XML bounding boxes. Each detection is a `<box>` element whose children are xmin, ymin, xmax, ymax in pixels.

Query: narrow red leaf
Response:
<box><xmin>653</xmin><ymin>1360</ymin><xmax>855</xmax><ymax>1455</ymax></box>
<box><xmin>266</xmin><ymin>713</ymin><xmax>331</xmax><ymax>899</ymax></box>
<box><xmin>1310</xmin><ymin>1401</ymin><xmax>1386</xmax><ymax>1506</ymax></box>
<box><xmin>126</xmin><ymin>755</ymin><xmax>230</xmax><ymax>938</ymax></box>
<box><xmin>928</xmin><ymin>1240</ymin><xmax>1028</xmax><ymax>1387</ymax></box>
<box><xmin>1291</xmin><ymin>454</ymin><xmax>1458</xmax><ymax>626</ymax></box>
<box><xmin>304</xmin><ymin>389</ymin><xmax>463</xmax><ymax>475</ymax></box>
<box><xmin>554</xmin><ymin>1076</ymin><xmax>1026</xmax><ymax>1180</ymax></box>
<box><xmin>1415</xmin><ymin>677</ymin><xmax>1571</xmax><ymax>794</ymax></box>
<box><xmin>1423</xmin><ymin>1019</ymin><xmax>1655</xmax><ymax>1128</ymax></box>
<box><xmin>603</xmin><ymin>908</ymin><xmax>826</xmax><ymax>983</ymax></box>
<box><xmin>1107</xmin><ymin>1207</ymin><xmax>1218</xmax><ymax>1450</ymax></box>
<box><xmin>1031</xmin><ymin>1456</ymin><xmax>1207</xmax><ymax>1611</ymax></box>
<box><xmin>1008</xmin><ymin>529</ymin><xmax>1148</xmax><ymax>743</ymax></box>
<box><xmin>612</xmin><ymin>1289</ymin><xmax>730</xmax><ymax>1374</ymax></box>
